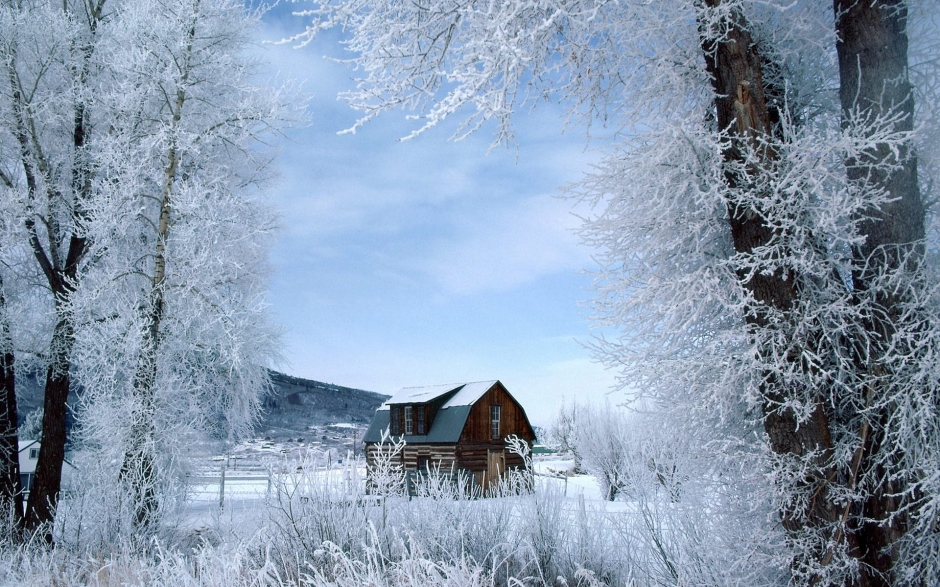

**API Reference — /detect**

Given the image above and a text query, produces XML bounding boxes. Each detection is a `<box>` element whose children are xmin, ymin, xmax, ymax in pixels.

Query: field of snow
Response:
<box><xmin>180</xmin><ymin>445</ymin><xmax>633</xmax><ymax>534</ymax></box>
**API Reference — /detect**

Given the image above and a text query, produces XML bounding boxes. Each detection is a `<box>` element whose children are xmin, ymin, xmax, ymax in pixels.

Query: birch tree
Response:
<box><xmin>68</xmin><ymin>0</ymin><xmax>290</xmax><ymax>529</ymax></box>
<box><xmin>293</xmin><ymin>0</ymin><xmax>939</xmax><ymax>583</ymax></box>
<box><xmin>1</xmin><ymin>0</ymin><xmax>291</xmax><ymax>535</ymax></box>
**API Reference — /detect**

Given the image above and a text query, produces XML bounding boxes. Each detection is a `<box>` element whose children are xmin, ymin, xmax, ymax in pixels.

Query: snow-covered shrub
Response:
<box><xmin>50</xmin><ymin>447</ymin><xmax>192</xmax><ymax>552</ymax></box>
<box><xmin>0</xmin><ymin>536</ymin><xmax>284</xmax><ymax>587</ymax></box>
<box><xmin>366</xmin><ymin>429</ymin><xmax>406</xmax><ymax>498</ymax></box>
<box><xmin>263</xmin><ymin>451</ymin><xmax>372</xmax><ymax>574</ymax></box>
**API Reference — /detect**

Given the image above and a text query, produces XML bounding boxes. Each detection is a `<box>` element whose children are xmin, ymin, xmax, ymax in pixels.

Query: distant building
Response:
<box><xmin>18</xmin><ymin>440</ymin><xmax>40</xmax><ymax>494</ymax></box>
<box><xmin>18</xmin><ymin>440</ymin><xmax>76</xmax><ymax>502</ymax></box>
<box><xmin>363</xmin><ymin>380</ymin><xmax>536</xmax><ymax>492</ymax></box>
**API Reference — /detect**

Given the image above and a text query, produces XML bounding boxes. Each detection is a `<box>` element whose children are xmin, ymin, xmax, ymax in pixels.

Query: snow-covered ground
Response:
<box><xmin>180</xmin><ymin>446</ymin><xmax>635</xmax><ymax>534</ymax></box>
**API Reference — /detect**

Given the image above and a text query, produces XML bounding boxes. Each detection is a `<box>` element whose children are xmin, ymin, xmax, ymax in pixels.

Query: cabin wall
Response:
<box><xmin>403</xmin><ymin>444</ymin><xmax>457</xmax><ymax>471</ymax></box>
<box><xmin>454</xmin><ymin>443</ymin><xmax>527</xmax><ymax>470</ymax></box>
<box><xmin>457</xmin><ymin>382</ymin><xmax>535</xmax><ymax>445</ymax></box>
<box><xmin>365</xmin><ymin>442</ymin><xmax>456</xmax><ymax>471</ymax></box>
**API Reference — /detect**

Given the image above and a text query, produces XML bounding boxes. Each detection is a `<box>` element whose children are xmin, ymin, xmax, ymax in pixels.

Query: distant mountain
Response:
<box><xmin>15</xmin><ymin>368</ymin><xmax>388</xmax><ymax>440</ymax></box>
<box><xmin>258</xmin><ymin>371</ymin><xmax>389</xmax><ymax>439</ymax></box>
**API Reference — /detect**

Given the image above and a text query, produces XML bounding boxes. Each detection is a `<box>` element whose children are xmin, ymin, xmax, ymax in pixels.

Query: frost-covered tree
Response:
<box><xmin>1</xmin><ymin>0</ymin><xmax>291</xmax><ymax>534</ymax></box>
<box><xmin>75</xmin><ymin>0</ymin><xmax>286</xmax><ymax>530</ymax></box>
<box><xmin>293</xmin><ymin>0</ymin><xmax>939</xmax><ymax>583</ymax></box>
<box><xmin>557</xmin><ymin>401</ymin><xmax>629</xmax><ymax>501</ymax></box>
<box><xmin>547</xmin><ymin>399</ymin><xmax>583</xmax><ymax>473</ymax></box>
<box><xmin>0</xmin><ymin>0</ymin><xmax>108</xmax><ymax>533</ymax></box>
<box><xmin>555</xmin><ymin>401</ymin><xmax>684</xmax><ymax>503</ymax></box>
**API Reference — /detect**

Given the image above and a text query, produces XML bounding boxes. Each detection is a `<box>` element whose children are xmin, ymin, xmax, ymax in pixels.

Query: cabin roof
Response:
<box><xmin>384</xmin><ymin>380</ymin><xmax>498</xmax><ymax>407</ymax></box>
<box><xmin>18</xmin><ymin>439</ymin><xmax>39</xmax><ymax>453</ymax></box>
<box><xmin>363</xmin><ymin>380</ymin><xmax>501</xmax><ymax>444</ymax></box>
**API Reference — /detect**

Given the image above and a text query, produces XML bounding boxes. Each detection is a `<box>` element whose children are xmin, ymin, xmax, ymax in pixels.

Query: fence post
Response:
<box><xmin>219</xmin><ymin>460</ymin><xmax>226</xmax><ymax>511</ymax></box>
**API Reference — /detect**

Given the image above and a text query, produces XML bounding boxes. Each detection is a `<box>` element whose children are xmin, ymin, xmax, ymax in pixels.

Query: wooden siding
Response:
<box><xmin>457</xmin><ymin>382</ymin><xmax>535</xmax><ymax>445</ymax></box>
<box><xmin>402</xmin><ymin>445</ymin><xmax>457</xmax><ymax>471</ymax></box>
<box><xmin>364</xmin><ymin>443</ymin><xmax>402</xmax><ymax>466</ymax></box>
<box><xmin>455</xmin><ymin>442</ymin><xmax>527</xmax><ymax>472</ymax></box>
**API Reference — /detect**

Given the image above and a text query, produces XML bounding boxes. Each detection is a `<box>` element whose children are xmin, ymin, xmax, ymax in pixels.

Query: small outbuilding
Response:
<box><xmin>362</xmin><ymin>380</ymin><xmax>536</xmax><ymax>492</ymax></box>
<box><xmin>18</xmin><ymin>440</ymin><xmax>76</xmax><ymax>503</ymax></box>
<box><xmin>18</xmin><ymin>439</ymin><xmax>41</xmax><ymax>494</ymax></box>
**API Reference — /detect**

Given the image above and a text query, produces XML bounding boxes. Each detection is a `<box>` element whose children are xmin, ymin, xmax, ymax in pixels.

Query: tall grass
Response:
<box><xmin>0</xmin><ymin>445</ymin><xmax>727</xmax><ymax>586</ymax></box>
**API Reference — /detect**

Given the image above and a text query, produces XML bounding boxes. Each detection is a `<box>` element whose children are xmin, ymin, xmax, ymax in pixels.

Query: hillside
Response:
<box><xmin>15</xmin><ymin>370</ymin><xmax>388</xmax><ymax>441</ymax></box>
<box><xmin>258</xmin><ymin>371</ymin><xmax>389</xmax><ymax>439</ymax></box>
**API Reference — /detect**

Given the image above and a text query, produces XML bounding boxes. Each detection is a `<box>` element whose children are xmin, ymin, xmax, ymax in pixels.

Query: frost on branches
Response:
<box><xmin>0</xmin><ymin>0</ymin><xmax>293</xmax><ymax>535</ymax></box>
<box><xmin>295</xmin><ymin>0</ymin><xmax>939</xmax><ymax>584</ymax></box>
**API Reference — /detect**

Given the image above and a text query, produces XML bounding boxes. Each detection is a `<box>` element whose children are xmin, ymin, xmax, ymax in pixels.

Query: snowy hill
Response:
<box><xmin>257</xmin><ymin>371</ymin><xmax>389</xmax><ymax>439</ymax></box>
<box><xmin>15</xmin><ymin>369</ymin><xmax>388</xmax><ymax>441</ymax></box>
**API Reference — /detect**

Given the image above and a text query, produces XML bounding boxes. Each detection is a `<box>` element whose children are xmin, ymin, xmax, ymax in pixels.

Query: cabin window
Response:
<box><xmin>390</xmin><ymin>407</ymin><xmax>400</xmax><ymax>435</ymax></box>
<box><xmin>404</xmin><ymin>406</ymin><xmax>413</xmax><ymax>435</ymax></box>
<box><xmin>491</xmin><ymin>405</ymin><xmax>501</xmax><ymax>439</ymax></box>
<box><xmin>417</xmin><ymin>457</ymin><xmax>429</xmax><ymax>471</ymax></box>
<box><xmin>416</xmin><ymin>406</ymin><xmax>426</xmax><ymax>435</ymax></box>
<box><xmin>29</xmin><ymin>448</ymin><xmax>39</xmax><ymax>460</ymax></box>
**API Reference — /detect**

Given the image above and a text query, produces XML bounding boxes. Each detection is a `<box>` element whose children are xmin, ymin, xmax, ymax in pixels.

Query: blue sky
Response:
<box><xmin>255</xmin><ymin>7</ymin><xmax>620</xmax><ymax>426</ymax></box>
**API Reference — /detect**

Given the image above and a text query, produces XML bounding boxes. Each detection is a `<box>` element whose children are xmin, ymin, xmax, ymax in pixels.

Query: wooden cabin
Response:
<box><xmin>362</xmin><ymin>380</ymin><xmax>536</xmax><ymax>492</ymax></box>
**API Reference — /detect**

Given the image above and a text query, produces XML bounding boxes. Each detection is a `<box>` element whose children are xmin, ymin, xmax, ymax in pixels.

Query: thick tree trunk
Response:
<box><xmin>23</xmin><ymin>302</ymin><xmax>78</xmax><ymax>537</ymax></box>
<box><xmin>835</xmin><ymin>1</ymin><xmax>922</xmax><ymax>583</ymax></box>
<box><xmin>698</xmin><ymin>0</ymin><xmax>843</xmax><ymax>579</ymax></box>
<box><xmin>836</xmin><ymin>0</ymin><xmax>923</xmax><ymax>260</ymax></box>
<box><xmin>0</xmin><ymin>277</ymin><xmax>22</xmax><ymax>529</ymax></box>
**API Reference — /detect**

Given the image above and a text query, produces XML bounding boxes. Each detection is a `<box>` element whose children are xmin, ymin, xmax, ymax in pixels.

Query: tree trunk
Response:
<box><xmin>0</xmin><ymin>275</ymin><xmax>22</xmax><ymax>529</ymax></box>
<box><xmin>835</xmin><ymin>1</ymin><xmax>922</xmax><ymax>583</ymax></box>
<box><xmin>698</xmin><ymin>0</ymin><xmax>843</xmax><ymax>578</ymax></box>
<box><xmin>5</xmin><ymin>0</ymin><xmax>101</xmax><ymax>537</ymax></box>
<box><xmin>118</xmin><ymin>14</ymin><xmax>192</xmax><ymax>525</ymax></box>
<box><xmin>836</xmin><ymin>0</ymin><xmax>923</xmax><ymax>260</ymax></box>
<box><xmin>23</xmin><ymin>308</ymin><xmax>76</xmax><ymax>538</ymax></box>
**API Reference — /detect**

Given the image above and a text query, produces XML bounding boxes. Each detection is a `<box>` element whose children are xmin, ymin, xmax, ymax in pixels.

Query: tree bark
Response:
<box><xmin>23</xmin><ymin>312</ymin><xmax>74</xmax><ymax>535</ymax></box>
<box><xmin>836</xmin><ymin>0</ymin><xmax>923</xmax><ymax>261</ymax></box>
<box><xmin>698</xmin><ymin>0</ymin><xmax>843</xmax><ymax>579</ymax></box>
<box><xmin>835</xmin><ymin>1</ymin><xmax>923</xmax><ymax>583</ymax></box>
<box><xmin>0</xmin><ymin>275</ymin><xmax>22</xmax><ymax>529</ymax></box>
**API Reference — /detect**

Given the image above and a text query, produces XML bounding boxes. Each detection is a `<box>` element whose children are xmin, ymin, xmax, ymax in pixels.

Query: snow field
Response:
<box><xmin>0</xmin><ymin>450</ymin><xmax>686</xmax><ymax>587</ymax></box>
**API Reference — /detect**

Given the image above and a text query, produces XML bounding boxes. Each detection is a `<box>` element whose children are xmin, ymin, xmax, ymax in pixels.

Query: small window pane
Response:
<box><xmin>29</xmin><ymin>448</ymin><xmax>39</xmax><ymax>460</ymax></box>
<box><xmin>416</xmin><ymin>407</ymin><xmax>426</xmax><ymax>435</ymax></box>
<box><xmin>404</xmin><ymin>406</ymin><xmax>413</xmax><ymax>435</ymax></box>
<box><xmin>491</xmin><ymin>405</ymin><xmax>501</xmax><ymax>439</ymax></box>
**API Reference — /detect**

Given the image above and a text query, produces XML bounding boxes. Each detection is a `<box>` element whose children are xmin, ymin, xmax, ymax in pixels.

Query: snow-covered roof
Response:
<box><xmin>441</xmin><ymin>381</ymin><xmax>499</xmax><ymax>407</ymax></box>
<box><xmin>18</xmin><ymin>439</ymin><xmax>38</xmax><ymax>453</ymax></box>
<box><xmin>363</xmin><ymin>380</ymin><xmax>503</xmax><ymax>444</ymax></box>
<box><xmin>384</xmin><ymin>380</ymin><xmax>498</xmax><ymax>407</ymax></box>
<box><xmin>385</xmin><ymin>383</ymin><xmax>463</xmax><ymax>405</ymax></box>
